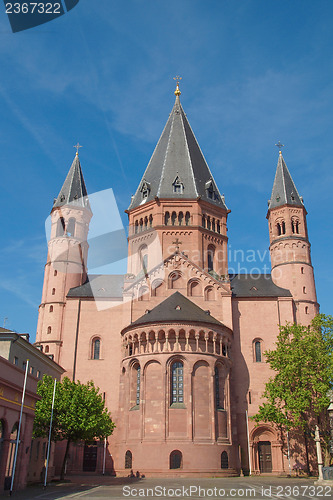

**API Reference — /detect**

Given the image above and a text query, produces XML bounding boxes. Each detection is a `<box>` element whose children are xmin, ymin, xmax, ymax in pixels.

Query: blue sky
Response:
<box><xmin>0</xmin><ymin>1</ymin><xmax>332</xmax><ymax>340</ymax></box>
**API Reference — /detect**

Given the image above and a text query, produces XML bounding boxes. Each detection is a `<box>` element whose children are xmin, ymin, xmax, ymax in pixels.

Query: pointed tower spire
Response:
<box><xmin>268</xmin><ymin>148</ymin><xmax>303</xmax><ymax>210</ymax></box>
<box><xmin>128</xmin><ymin>81</ymin><xmax>227</xmax><ymax>211</ymax></box>
<box><xmin>53</xmin><ymin>149</ymin><xmax>91</xmax><ymax>212</ymax></box>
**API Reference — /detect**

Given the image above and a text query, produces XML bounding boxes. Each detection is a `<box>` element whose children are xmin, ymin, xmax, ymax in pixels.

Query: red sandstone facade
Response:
<box><xmin>35</xmin><ymin>86</ymin><xmax>318</xmax><ymax>476</ymax></box>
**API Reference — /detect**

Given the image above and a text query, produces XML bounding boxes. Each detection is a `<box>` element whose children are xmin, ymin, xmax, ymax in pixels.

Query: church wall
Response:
<box><xmin>231</xmin><ymin>297</ymin><xmax>292</xmax><ymax>473</ymax></box>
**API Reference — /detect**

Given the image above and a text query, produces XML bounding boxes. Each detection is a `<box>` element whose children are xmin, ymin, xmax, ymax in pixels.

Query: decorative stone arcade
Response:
<box><xmin>115</xmin><ymin>317</ymin><xmax>237</xmax><ymax>477</ymax></box>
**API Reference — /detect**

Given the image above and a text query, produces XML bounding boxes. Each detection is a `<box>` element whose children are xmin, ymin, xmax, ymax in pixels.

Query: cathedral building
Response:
<box><xmin>35</xmin><ymin>82</ymin><xmax>318</xmax><ymax>476</ymax></box>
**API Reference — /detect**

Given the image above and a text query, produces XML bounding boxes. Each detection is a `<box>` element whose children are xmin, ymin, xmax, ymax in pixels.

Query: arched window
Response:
<box><xmin>215</xmin><ymin>366</ymin><xmax>221</xmax><ymax>409</ymax></box>
<box><xmin>144</xmin><ymin>216</ymin><xmax>148</xmax><ymax>230</ymax></box>
<box><xmin>67</xmin><ymin>218</ymin><xmax>76</xmax><ymax>237</ymax></box>
<box><xmin>207</xmin><ymin>217</ymin><xmax>211</xmax><ymax>230</ymax></box>
<box><xmin>49</xmin><ymin>305</ymin><xmax>53</xmax><ymax>313</ymax></box>
<box><xmin>56</xmin><ymin>217</ymin><xmax>65</xmax><ymax>237</ymax></box>
<box><xmin>52</xmin><ymin>288</ymin><xmax>56</xmax><ymax>295</ymax></box>
<box><xmin>168</xmin><ymin>271</ymin><xmax>182</xmax><ymax>289</ymax></box>
<box><xmin>277</xmin><ymin>223</ymin><xmax>282</xmax><ymax>236</ymax></box>
<box><xmin>282</xmin><ymin>221</ymin><xmax>286</xmax><ymax>234</ymax></box>
<box><xmin>207</xmin><ymin>245</ymin><xmax>215</xmax><ymax>272</ymax></box>
<box><xmin>171</xmin><ymin>212</ymin><xmax>177</xmax><ymax>225</ymax></box>
<box><xmin>202</xmin><ymin>215</ymin><xmax>206</xmax><ymax>228</ymax></box>
<box><xmin>164</xmin><ymin>212</ymin><xmax>170</xmax><ymax>225</ymax></box>
<box><xmin>188</xmin><ymin>280</ymin><xmax>201</xmax><ymax>297</ymax></box>
<box><xmin>170</xmin><ymin>450</ymin><xmax>182</xmax><ymax>469</ymax></box>
<box><xmin>125</xmin><ymin>450</ymin><xmax>132</xmax><ymax>469</ymax></box>
<box><xmin>92</xmin><ymin>338</ymin><xmax>101</xmax><ymax>360</ymax></box>
<box><xmin>221</xmin><ymin>451</ymin><xmax>229</xmax><ymax>469</ymax></box>
<box><xmin>171</xmin><ymin>361</ymin><xmax>184</xmax><ymax>404</ymax></box>
<box><xmin>0</xmin><ymin>420</ymin><xmax>4</xmax><ymax>458</ymax></box>
<box><xmin>45</xmin><ymin>345</ymin><xmax>49</xmax><ymax>353</ymax></box>
<box><xmin>47</xmin><ymin>326</ymin><xmax>51</xmax><ymax>334</ymax></box>
<box><xmin>292</xmin><ymin>218</ymin><xmax>300</xmax><ymax>234</ymax></box>
<box><xmin>149</xmin><ymin>214</ymin><xmax>153</xmax><ymax>228</ymax></box>
<box><xmin>254</xmin><ymin>340</ymin><xmax>262</xmax><ymax>362</ymax></box>
<box><xmin>216</xmin><ymin>221</ymin><xmax>221</xmax><ymax>234</ymax></box>
<box><xmin>54</xmin><ymin>270</ymin><xmax>57</xmax><ymax>277</ymax></box>
<box><xmin>178</xmin><ymin>212</ymin><xmax>183</xmax><ymax>225</ymax></box>
<box><xmin>135</xmin><ymin>365</ymin><xmax>141</xmax><ymax>406</ymax></box>
<box><xmin>139</xmin><ymin>219</ymin><xmax>143</xmax><ymax>231</ymax></box>
<box><xmin>212</xmin><ymin>218</ymin><xmax>216</xmax><ymax>232</ymax></box>
<box><xmin>135</xmin><ymin>221</ymin><xmax>139</xmax><ymax>234</ymax></box>
<box><xmin>185</xmin><ymin>212</ymin><xmax>190</xmax><ymax>225</ymax></box>
<box><xmin>138</xmin><ymin>287</ymin><xmax>149</xmax><ymax>301</ymax></box>
<box><xmin>305</xmin><ymin>306</ymin><xmax>309</xmax><ymax>314</ymax></box>
<box><xmin>205</xmin><ymin>286</ymin><xmax>214</xmax><ymax>301</ymax></box>
<box><xmin>6</xmin><ymin>423</ymin><xmax>18</xmax><ymax>479</ymax></box>
<box><xmin>303</xmin><ymin>286</ymin><xmax>306</xmax><ymax>294</ymax></box>
<box><xmin>139</xmin><ymin>245</ymin><xmax>148</xmax><ymax>273</ymax></box>
<box><xmin>301</xmin><ymin>267</ymin><xmax>304</xmax><ymax>274</ymax></box>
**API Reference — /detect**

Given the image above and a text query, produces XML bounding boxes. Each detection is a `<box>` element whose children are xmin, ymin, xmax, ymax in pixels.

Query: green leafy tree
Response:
<box><xmin>253</xmin><ymin>314</ymin><xmax>333</xmax><ymax>471</ymax></box>
<box><xmin>33</xmin><ymin>376</ymin><xmax>115</xmax><ymax>479</ymax></box>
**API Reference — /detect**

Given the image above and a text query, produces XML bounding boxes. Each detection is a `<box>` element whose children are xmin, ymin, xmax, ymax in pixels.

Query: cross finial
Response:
<box><xmin>172</xmin><ymin>237</ymin><xmax>182</xmax><ymax>252</ymax></box>
<box><xmin>74</xmin><ymin>142</ymin><xmax>82</xmax><ymax>156</ymax></box>
<box><xmin>173</xmin><ymin>75</ymin><xmax>182</xmax><ymax>97</ymax></box>
<box><xmin>275</xmin><ymin>141</ymin><xmax>284</xmax><ymax>154</ymax></box>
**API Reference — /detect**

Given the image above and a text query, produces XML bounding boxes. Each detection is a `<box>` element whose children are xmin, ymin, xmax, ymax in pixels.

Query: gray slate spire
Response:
<box><xmin>53</xmin><ymin>153</ymin><xmax>91</xmax><ymax>211</ymax></box>
<box><xmin>128</xmin><ymin>90</ymin><xmax>227</xmax><ymax>211</ymax></box>
<box><xmin>268</xmin><ymin>152</ymin><xmax>303</xmax><ymax>210</ymax></box>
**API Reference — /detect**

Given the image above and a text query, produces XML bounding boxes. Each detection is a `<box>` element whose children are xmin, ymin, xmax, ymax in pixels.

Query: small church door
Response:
<box><xmin>258</xmin><ymin>441</ymin><xmax>272</xmax><ymax>473</ymax></box>
<box><xmin>83</xmin><ymin>443</ymin><xmax>97</xmax><ymax>472</ymax></box>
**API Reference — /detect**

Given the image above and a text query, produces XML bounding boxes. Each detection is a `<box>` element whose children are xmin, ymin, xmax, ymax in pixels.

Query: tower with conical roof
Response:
<box><xmin>36</xmin><ymin>150</ymin><xmax>92</xmax><ymax>363</ymax></box>
<box><xmin>126</xmin><ymin>80</ymin><xmax>230</xmax><ymax>278</ymax></box>
<box><xmin>267</xmin><ymin>147</ymin><xmax>318</xmax><ymax>324</ymax></box>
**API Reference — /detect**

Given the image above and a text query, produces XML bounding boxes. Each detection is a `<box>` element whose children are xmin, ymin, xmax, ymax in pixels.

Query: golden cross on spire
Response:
<box><xmin>74</xmin><ymin>142</ymin><xmax>82</xmax><ymax>155</ymax></box>
<box><xmin>275</xmin><ymin>141</ymin><xmax>285</xmax><ymax>154</ymax></box>
<box><xmin>172</xmin><ymin>237</ymin><xmax>182</xmax><ymax>252</ymax></box>
<box><xmin>173</xmin><ymin>75</ymin><xmax>182</xmax><ymax>96</ymax></box>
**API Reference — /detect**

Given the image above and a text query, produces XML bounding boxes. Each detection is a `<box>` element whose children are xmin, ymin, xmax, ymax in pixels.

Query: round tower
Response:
<box><xmin>267</xmin><ymin>148</ymin><xmax>318</xmax><ymax>324</ymax></box>
<box><xmin>36</xmin><ymin>151</ymin><xmax>92</xmax><ymax>362</ymax></box>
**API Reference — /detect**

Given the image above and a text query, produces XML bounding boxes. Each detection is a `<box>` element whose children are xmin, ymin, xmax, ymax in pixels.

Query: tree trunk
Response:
<box><xmin>303</xmin><ymin>431</ymin><xmax>311</xmax><ymax>475</ymax></box>
<box><xmin>60</xmin><ymin>439</ymin><xmax>71</xmax><ymax>480</ymax></box>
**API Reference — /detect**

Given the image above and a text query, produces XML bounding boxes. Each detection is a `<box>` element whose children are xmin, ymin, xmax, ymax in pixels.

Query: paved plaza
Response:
<box><xmin>1</xmin><ymin>476</ymin><xmax>331</xmax><ymax>500</ymax></box>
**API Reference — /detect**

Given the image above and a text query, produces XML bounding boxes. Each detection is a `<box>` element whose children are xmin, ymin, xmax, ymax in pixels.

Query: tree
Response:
<box><xmin>33</xmin><ymin>376</ymin><xmax>115</xmax><ymax>479</ymax></box>
<box><xmin>252</xmin><ymin>314</ymin><xmax>333</xmax><ymax>471</ymax></box>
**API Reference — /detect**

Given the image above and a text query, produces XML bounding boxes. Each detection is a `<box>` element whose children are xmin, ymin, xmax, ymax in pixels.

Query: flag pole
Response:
<box><xmin>44</xmin><ymin>379</ymin><xmax>57</xmax><ymax>488</ymax></box>
<box><xmin>10</xmin><ymin>359</ymin><xmax>29</xmax><ymax>495</ymax></box>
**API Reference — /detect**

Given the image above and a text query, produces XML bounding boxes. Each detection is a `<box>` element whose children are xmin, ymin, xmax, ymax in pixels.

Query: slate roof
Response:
<box><xmin>128</xmin><ymin>93</ymin><xmax>227</xmax><ymax>211</ymax></box>
<box><xmin>53</xmin><ymin>153</ymin><xmax>91</xmax><ymax>212</ymax></box>
<box><xmin>229</xmin><ymin>274</ymin><xmax>292</xmax><ymax>297</ymax></box>
<box><xmin>67</xmin><ymin>274</ymin><xmax>125</xmax><ymax>298</ymax></box>
<box><xmin>268</xmin><ymin>152</ymin><xmax>303</xmax><ymax>210</ymax></box>
<box><xmin>128</xmin><ymin>291</ymin><xmax>224</xmax><ymax>328</ymax></box>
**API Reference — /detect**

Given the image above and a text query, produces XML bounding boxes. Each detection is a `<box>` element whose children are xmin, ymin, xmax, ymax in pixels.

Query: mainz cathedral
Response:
<box><xmin>35</xmin><ymin>81</ymin><xmax>318</xmax><ymax>476</ymax></box>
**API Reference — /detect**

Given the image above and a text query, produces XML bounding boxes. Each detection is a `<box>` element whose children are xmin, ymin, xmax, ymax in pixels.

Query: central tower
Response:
<box><xmin>116</xmin><ymin>82</ymin><xmax>236</xmax><ymax>476</ymax></box>
<box><xmin>126</xmin><ymin>81</ymin><xmax>230</xmax><ymax>279</ymax></box>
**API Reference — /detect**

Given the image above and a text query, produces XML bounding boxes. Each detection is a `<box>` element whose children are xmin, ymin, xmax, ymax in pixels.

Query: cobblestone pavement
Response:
<box><xmin>1</xmin><ymin>476</ymin><xmax>331</xmax><ymax>500</ymax></box>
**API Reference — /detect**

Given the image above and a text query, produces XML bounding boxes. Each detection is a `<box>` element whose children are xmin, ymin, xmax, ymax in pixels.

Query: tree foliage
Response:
<box><xmin>33</xmin><ymin>376</ymin><xmax>115</xmax><ymax>478</ymax></box>
<box><xmin>253</xmin><ymin>314</ymin><xmax>333</xmax><ymax>430</ymax></box>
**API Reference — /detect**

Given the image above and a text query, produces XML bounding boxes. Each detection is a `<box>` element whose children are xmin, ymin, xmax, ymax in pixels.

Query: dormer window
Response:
<box><xmin>172</xmin><ymin>176</ymin><xmax>184</xmax><ymax>194</ymax></box>
<box><xmin>205</xmin><ymin>179</ymin><xmax>219</xmax><ymax>201</ymax></box>
<box><xmin>140</xmin><ymin>180</ymin><xmax>151</xmax><ymax>200</ymax></box>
